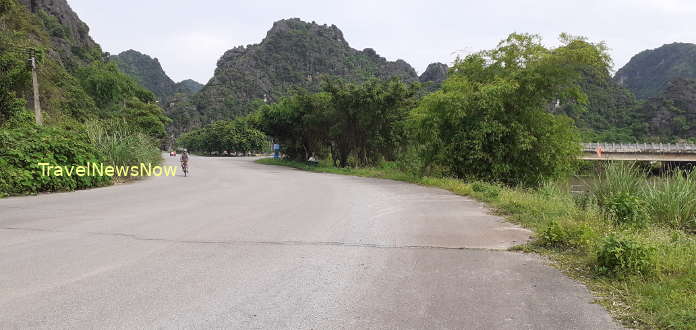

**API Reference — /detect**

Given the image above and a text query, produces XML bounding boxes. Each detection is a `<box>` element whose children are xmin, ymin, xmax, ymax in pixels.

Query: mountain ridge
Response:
<box><xmin>183</xmin><ymin>18</ymin><xmax>420</xmax><ymax>131</ymax></box>
<box><xmin>615</xmin><ymin>42</ymin><xmax>696</xmax><ymax>100</ymax></box>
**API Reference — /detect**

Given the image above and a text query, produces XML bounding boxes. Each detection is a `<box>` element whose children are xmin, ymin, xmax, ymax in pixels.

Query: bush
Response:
<box><xmin>538</xmin><ymin>220</ymin><xmax>593</xmax><ymax>250</ymax></box>
<box><xmin>597</xmin><ymin>234</ymin><xmax>656</xmax><ymax>277</ymax></box>
<box><xmin>604</xmin><ymin>191</ymin><xmax>648</xmax><ymax>226</ymax></box>
<box><xmin>410</xmin><ymin>33</ymin><xmax>612</xmax><ymax>186</ymax></box>
<box><xmin>471</xmin><ymin>181</ymin><xmax>501</xmax><ymax>199</ymax></box>
<box><xmin>0</xmin><ymin>125</ymin><xmax>112</xmax><ymax>196</ymax></box>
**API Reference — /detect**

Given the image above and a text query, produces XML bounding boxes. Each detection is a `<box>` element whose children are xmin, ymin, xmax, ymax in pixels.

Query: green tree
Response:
<box><xmin>259</xmin><ymin>78</ymin><xmax>416</xmax><ymax>165</ymax></box>
<box><xmin>178</xmin><ymin>117</ymin><xmax>268</xmax><ymax>155</ymax></box>
<box><xmin>412</xmin><ymin>33</ymin><xmax>610</xmax><ymax>186</ymax></box>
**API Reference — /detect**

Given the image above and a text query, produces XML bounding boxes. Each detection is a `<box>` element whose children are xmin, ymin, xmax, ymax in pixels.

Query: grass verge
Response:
<box><xmin>257</xmin><ymin>158</ymin><xmax>696</xmax><ymax>330</ymax></box>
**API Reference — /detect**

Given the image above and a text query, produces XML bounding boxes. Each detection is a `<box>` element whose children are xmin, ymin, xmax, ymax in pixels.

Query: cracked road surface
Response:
<box><xmin>0</xmin><ymin>156</ymin><xmax>621</xmax><ymax>329</ymax></box>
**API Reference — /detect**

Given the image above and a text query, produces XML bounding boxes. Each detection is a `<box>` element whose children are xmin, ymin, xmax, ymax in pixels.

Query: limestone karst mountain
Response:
<box><xmin>615</xmin><ymin>43</ymin><xmax>696</xmax><ymax>100</ymax></box>
<box><xmin>186</xmin><ymin>18</ymin><xmax>419</xmax><ymax>129</ymax></box>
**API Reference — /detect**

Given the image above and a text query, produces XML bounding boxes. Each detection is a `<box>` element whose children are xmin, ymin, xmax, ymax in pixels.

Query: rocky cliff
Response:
<box><xmin>190</xmin><ymin>18</ymin><xmax>419</xmax><ymax>126</ymax></box>
<box><xmin>17</xmin><ymin>0</ymin><xmax>103</xmax><ymax>70</ymax></box>
<box><xmin>615</xmin><ymin>43</ymin><xmax>696</xmax><ymax>100</ymax></box>
<box><xmin>110</xmin><ymin>50</ymin><xmax>178</xmax><ymax>101</ymax></box>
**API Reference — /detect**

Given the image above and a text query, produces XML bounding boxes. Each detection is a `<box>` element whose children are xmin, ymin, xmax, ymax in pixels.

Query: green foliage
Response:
<box><xmin>644</xmin><ymin>171</ymin><xmax>696</xmax><ymax>231</ymax></box>
<box><xmin>0</xmin><ymin>124</ymin><xmax>111</xmax><ymax>196</ymax></box>
<box><xmin>260</xmin><ymin>89</ymin><xmax>333</xmax><ymax>161</ymax></box>
<box><xmin>191</xmin><ymin>18</ymin><xmax>419</xmax><ymax>129</ymax></box>
<box><xmin>633</xmin><ymin>78</ymin><xmax>696</xmax><ymax>140</ymax></box>
<box><xmin>411</xmin><ymin>33</ymin><xmax>610</xmax><ymax>186</ymax></box>
<box><xmin>604</xmin><ymin>191</ymin><xmax>648</xmax><ymax>226</ymax></box>
<box><xmin>37</xmin><ymin>9</ymin><xmax>67</xmax><ymax>38</ymax></box>
<box><xmin>75</xmin><ymin>61</ymin><xmax>156</xmax><ymax>108</ymax></box>
<box><xmin>538</xmin><ymin>220</ymin><xmax>594</xmax><ymax>249</ymax></box>
<box><xmin>0</xmin><ymin>0</ymin><xmax>170</xmax><ymax>198</ymax></box>
<box><xmin>591</xmin><ymin>162</ymin><xmax>646</xmax><ymax>207</ymax></box>
<box><xmin>597</xmin><ymin>234</ymin><xmax>656</xmax><ymax>277</ymax></box>
<box><xmin>122</xmin><ymin>97</ymin><xmax>171</xmax><ymax>139</ymax></box>
<box><xmin>615</xmin><ymin>43</ymin><xmax>696</xmax><ymax>100</ymax></box>
<box><xmin>260</xmin><ymin>78</ymin><xmax>416</xmax><ymax>166</ymax></box>
<box><xmin>470</xmin><ymin>181</ymin><xmax>501</xmax><ymax>199</ymax></box>
<box><xmin>84</xmin><ymin>119</ymin><xmax>161</xmax><ymax>169</ymax></box>
<box><xmin>178</xmin><ymin>117</ymin><xmax>268</xmax><ymax>155</ymax></box>
<box><xmin>109</xmin><ymin>50</ymin><xmax>178</xmax><ymax>102</ymax></box>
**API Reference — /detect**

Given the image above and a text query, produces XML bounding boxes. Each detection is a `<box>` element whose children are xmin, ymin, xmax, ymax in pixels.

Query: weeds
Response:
<box><xmin>85</xmin><ymin>120</ymin><xmax>161</xmax><ymax>172</ymax></box>
<box><xmin>644</xmin><ymin>171</ymin><xmax>696</xmax><ymax>231</ymax></box>
<box><xmin>596</xmin><ymin>234</ymin><xmax>656</xmax><ymax>277</ymax></box>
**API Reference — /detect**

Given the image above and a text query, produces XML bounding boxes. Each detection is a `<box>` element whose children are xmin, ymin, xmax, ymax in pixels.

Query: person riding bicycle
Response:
<box><xmin>180</xmin><ymin>150</ymin><xmax>189</xmax><ymax>172</ymax></box>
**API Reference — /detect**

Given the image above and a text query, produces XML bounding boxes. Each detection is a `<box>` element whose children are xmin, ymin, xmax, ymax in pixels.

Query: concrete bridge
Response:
<box><xmin>581</xmin><ymin>143</ymin><xmax>696</xmax><ymax>162</ymax></box>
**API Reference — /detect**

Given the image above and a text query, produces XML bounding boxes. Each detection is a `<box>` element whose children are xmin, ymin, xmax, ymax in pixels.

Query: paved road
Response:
<box><xmin>0</xmin><ymin>156</ymin><xmax>621</xmax><ymax>329</ymax></box>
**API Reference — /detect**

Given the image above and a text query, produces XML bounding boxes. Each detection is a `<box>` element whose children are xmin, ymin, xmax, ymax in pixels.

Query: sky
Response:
<box><xmin>67</xmin><ymin>0</ymin><xmax>696</xmax><ymax>84</ymax></box>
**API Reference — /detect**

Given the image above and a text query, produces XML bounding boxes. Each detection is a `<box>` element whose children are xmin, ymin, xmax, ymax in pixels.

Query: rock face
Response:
<box><xmin>635</xmin><ymin>78</ymin><xmax>696</xmax><ymax>138</ymax></box>
<box><xmin>418</xmin><ymin>62</ymin><xmax>448</xmax><ymax>92</ymax></box>
<box><xmin>17</xmin><ymin>0</ymin><xmax>103</xmax><ymax>70</ymax></box>
<box><xmin>192</xmin><ymin>18</ymin><xmax>419</xmax><ymax>125</ymax></box>
<box><xmin>110</xmin><ymin>50</ymin><xmax>203</xmax><ymax>107</ymax></box>
<box><xmin>110</xmin><ymin>50</ymin><xmax>178</xmax><ymax>101</ymax></box>
<box><xmin>615</xmin><ymin>43</ymin><xmax>696</xmax><ymax>100</ymax></box>
<box><xmin>419</xmin><ymin>62</ymin><xmax>448</xmax><ymax>84</ymax></box>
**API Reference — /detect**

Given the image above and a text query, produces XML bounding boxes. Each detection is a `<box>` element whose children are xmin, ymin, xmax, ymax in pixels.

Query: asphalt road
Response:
<box><xmin>0</xmin><ymin>155</ymin><xmax>621</xmax><ymax>329</ymax></box>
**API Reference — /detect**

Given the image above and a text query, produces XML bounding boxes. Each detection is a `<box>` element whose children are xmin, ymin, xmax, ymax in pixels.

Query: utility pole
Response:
<box><xmin>29</xmin><ymin>50</ymin><xmax>42</xmax><ymax>125</ymax></box>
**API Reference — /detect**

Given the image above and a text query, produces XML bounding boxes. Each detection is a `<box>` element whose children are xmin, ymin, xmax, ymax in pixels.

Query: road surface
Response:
<box><xmin>0</xmin><ymin>156</ymin><xmax>621</xmax><ymax>329</ymax></box>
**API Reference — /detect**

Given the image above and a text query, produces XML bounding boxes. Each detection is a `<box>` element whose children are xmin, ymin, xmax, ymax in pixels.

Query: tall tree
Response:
<box><xmin>412</xmin><ymin>33</ymin><xmax>610</xmax><ymax>186</ymax></box>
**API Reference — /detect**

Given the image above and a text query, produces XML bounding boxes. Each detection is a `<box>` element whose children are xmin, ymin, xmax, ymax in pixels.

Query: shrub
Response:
<box><xmin>597</xmin><ymin>234</ymin><xmax>656</xmax><ymax>277</ymax></box>
<box><xmin>0</xmin><ymin>125</ymin><xmax>112</xmax><ymax>196</ymax></box>
<box><xmin>604</xmin><ymin>191</ymin><xmax>648</xmax><ymax>226</ymax></box>
<box><xmin>471</xmin><ymin>181</ymin><xmax>501</xmax><ymax>199</ymax></box>
<box><xmin>538</xmin><ymin>220</ymin><xmax>594</xmax><ymax>250</ymax></box>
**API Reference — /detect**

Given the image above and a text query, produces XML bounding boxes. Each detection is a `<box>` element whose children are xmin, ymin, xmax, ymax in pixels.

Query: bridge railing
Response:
<box><xmin>582</xmin><ymin>143</ymin><xmax>696</xmax><ymax>154</ymax></box>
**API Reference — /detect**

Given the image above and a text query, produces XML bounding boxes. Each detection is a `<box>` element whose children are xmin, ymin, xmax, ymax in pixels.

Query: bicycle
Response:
<box><xmin>181</xmin><ymin>161</ymin><xmax>189</xmax><ymax>177</ymax></box>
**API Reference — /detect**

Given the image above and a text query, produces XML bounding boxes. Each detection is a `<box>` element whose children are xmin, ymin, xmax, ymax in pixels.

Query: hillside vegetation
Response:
<box><xmin>0</xmin><ymin>0</ymin><xmax>168</xmax><ymax>197</ymax></box>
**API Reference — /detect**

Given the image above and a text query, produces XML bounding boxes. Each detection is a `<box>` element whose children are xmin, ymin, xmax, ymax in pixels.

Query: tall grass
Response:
<box><xmin>591</xmin><ymin>162</ymin><xmax>646</xmax><ymax>206</ymax></box>
<box><xmin>644</xmin><ymin>171</ymin><xmax>696</xmax><ymax>231</ymax></box>
<box><xmin>85</xmin><ymin>120</ymin><xmax>161</xmax><ymax>171</ymax></box>
<box><xmin>591</xmin><ymin>162</ymin><xmax>696</xmax><ymax>232</ymax></box>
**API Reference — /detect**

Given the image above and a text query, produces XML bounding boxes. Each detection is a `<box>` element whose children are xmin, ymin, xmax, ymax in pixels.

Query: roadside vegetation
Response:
<box><xmin>257</xmin><ymin>158</ymin><xmax>696</xmax><ymax>329</ymax></box>
<box><xmin>0</xmin><ymin>0</ymin><xmax>169</xmax><ymax>197</ymax></box>
<box><xmin>177</xmin><ymin>116</ymin><xmax>268</xmax><ymax>155</ymax></box>
<box><xmin>253</xmin><ymin>34</ymin><xmax>696</xmax><ymax>329</ymax></box>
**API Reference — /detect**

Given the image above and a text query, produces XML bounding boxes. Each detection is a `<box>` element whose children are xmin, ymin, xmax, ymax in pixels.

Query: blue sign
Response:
<box><xmin>273</xmin><ymin>144</ymin><xmax>280</xmax><ymax>159</ymax></box>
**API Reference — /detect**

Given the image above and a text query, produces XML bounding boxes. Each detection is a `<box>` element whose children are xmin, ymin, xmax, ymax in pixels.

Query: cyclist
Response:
<box><xmin>180</xmin><ymin>150</ymin><xmax>190</xmax><ymax>176</ymax></box>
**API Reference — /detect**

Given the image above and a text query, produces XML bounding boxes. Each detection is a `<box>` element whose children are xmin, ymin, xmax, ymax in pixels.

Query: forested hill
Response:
<box><xmin>1</xmin><ymin>0</ymin><xmax>168</xmax><ymax>131</ymax></box>
<box><xmin>110</xmin><ymin>50</ymin><xmax>203</xmax><ymax>102</ymax></box>
<box><xmin>185</xmin><ymin>18</ymin><xmax>419</xmax><ymax>129</ymax></box>
<box><xmin>177</xmin><ymin>79</ymin><xmax>204</xmax><ymax>94</ymax></box>
<box><xmin>634</xmin><ymin>77</ymin><xmax>696</xmax><ymax>138</ymax></box>
<box><xmin>1</xmin><ymin>0</ymin><xmax>171</xmax><ymax>196</ymax></box>
<box><xmin>110</xmin><ymin>50</ymin><xmax>177</xmax><ymax>101</ymax></box>
<box><xmin>615</xmin><ymin>43</ymin><xmax>696</xmax><ymax>100</ymax></box>
<box><xmin>15</xmin><ymin>0</ymin><xmax>103</xmax><ymax>70</ymax></box>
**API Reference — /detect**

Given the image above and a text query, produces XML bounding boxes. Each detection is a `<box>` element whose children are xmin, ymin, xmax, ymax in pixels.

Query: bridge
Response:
<box><xmin>581</xmin><ymin>143</ymin><xmax>696</xmax><ymax>162</ymax></box>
